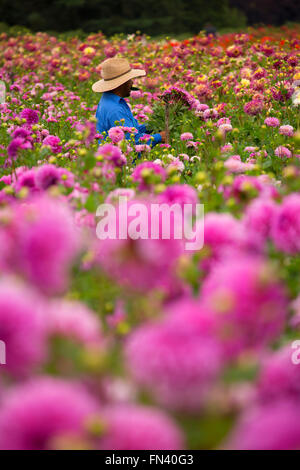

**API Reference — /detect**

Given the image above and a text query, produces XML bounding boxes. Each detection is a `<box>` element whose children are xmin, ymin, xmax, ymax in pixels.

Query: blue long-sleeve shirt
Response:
<box><xmin>95</xmin><ymin>91</ymin><xmax>161</xmax><ymax>147</ymax></box>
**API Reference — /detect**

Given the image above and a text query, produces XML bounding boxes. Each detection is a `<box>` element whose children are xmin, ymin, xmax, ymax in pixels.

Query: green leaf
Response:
<box><xmin>84</xmin><ymin>154</ymin><xmax>96</xmax><ymax>170</ymax></box>
<box><xmin>84</xmin><ymin>192</ymin><xmax>99</xmax><ymax>213</ymax></box>
<box><xmin>262</xmin><ymin>160</ymin><xmax>272</xmax><ymax>169</ymax></box>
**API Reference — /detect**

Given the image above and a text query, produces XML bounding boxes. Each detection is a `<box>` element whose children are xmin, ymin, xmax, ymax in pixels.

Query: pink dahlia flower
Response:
<box><xmin>180</xmin><ymin>132</ymin><xmax>194</xmax><ymax>141</ymax></box>
<box><xmin>275</xmin><ymin>146</ymin><xmax>292</xmax><ymax>158</ymax></box>
<box><xmin>20</xmin><ymin>108</ymin><xmax>39</xmax><ymax>125</ymax></box>
<box><xmin>201</xmin><ymin>212</ymin><xmax>246</xmax><ymax>272</ymax></box>
<box><xmin>221</xmin><ymin>143</ymin><xmax>233</xmax><ymax>154</ymax></box>
<box><xmin>131</xmin><ymin>162</ymin><xmax>166</xmax><ymax>191</ymax></box>
<box><xmin>12</xmin><ymin>127</ymin><xmax>31</xmax><ymax>139</ymax></box>
<box><xmin>125</xmin><ymin>301</ymin><xmax>222</xmax><ymax>410</ymax></box>
<box><xmin>108</xmin><ymin>126</ymin><xmax>125</xmax><ymax>144</ymax></box>
<box><xmin>257</xmin><ymin>346</ymin><xmax>300</xmax><ymax>404</ymax></box>
<box><xmin>42</xmin><ymin>135</ymin><xmax>62</xmax><ymax>154</ymax></box>
<box><xmin>13</xmin><ymin>168</ymin><xmax>37</xmax><ymax>193</ymax></box>
<box><xmin>279</xmin><ymin>125</ymin><xmax>294</xmax><ymax>136</ymax></box>
<box><xmin>7</xmin><ymin>137</ymin><xmax>31</xmax><ymax>159</ymax></box>
<box><xmin>244</xmin><ymin>146</ymin><xmax>257</xmax><ymax>153</ymax></box>
<box><xmin>201</xmin><ymin>257</ymin><xmax>288</xmax><ymax>358</ymax></box>
<box><xmin>0</xmin><ymin>377</ymin><xmax>99</xmax><ymax>450</ymax></box>
<box><xmin>0</xmin><ymin>278</ymin><xmax>47</xmax><ymax>376</ymax></box>
<box><xmin>9</xmin><ymin>196</ymin><xmax>81</xmax><ymax>294</ymax></box>
<box><xmin>229</xmin><ymin>174</ymin><xmax>278</xmax><ymax>201</ymax></box>
<box><xmin>271</xmin><ymin>193</ymin><xmax>300</xmax><ymax>254</ymax></box>
<box><xmin>48</xmin><ymin>299</ymin><xmax>103</xmax><ymax>347</ymax></box>
<box><xmin>225</xmin><ymin>401</ymin><xmax>300</xmax><ymax>450</ymax></box>
<box><xmin>158</xmin><ymin>184</ymin><xmax>198</xmax><ymax>213</ymax></box>
<box><xmin>135</xmin><ymin>144</ymin><xmax>151</xmax><ymax>153</ymax></box>
<box><xmin>264</xmin><ymin>117</ymin><xmax>280</xmax><ymax>127</ymax></box>
<box><xmin>95</xmin><ymin>198</ymin><xmax>185</xmax><ymax>293</ymax></box>
<box><xmin>219</xmin><ymin>123</ymin><xmax>233</xmax><ymax>134</ymax></box>
<box><xmin>96</xmin><ymin>143</ymin><xmax>126</xmax><ymax>167</ymax></box>
<box><xmin>105</xmin><ymin>188</ymin><xmax>136</xmax><ymax>204</ymax></box>
<box><xmin>243</xmin><ymin>197</ymin><xmax>277</xmax><ymax>246</ymax></box>
<box><xmin>243</xmin><ymin>99</ymin><xmax>264</xmax><ymax>116</ymax></box>
<box><xmin>224</xmin><ymin>157</ymin><xmax>254</xmax><ymax>173</ymax></box>
<box><xmin>99</xmin><ymin>404</ymin><xmax>184</xmax><ymax>450</ymax></box>
<box><xmin>35</xmin><ymin>164</ymin><xmax>61</xmax><ymax>190</ymax></box>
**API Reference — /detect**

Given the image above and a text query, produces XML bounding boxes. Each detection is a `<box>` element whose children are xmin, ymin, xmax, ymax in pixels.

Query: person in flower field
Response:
<box><xmin>92</xmin><ymin>57</ymin><xmax>166</xmax><ymax>147</ymax></box>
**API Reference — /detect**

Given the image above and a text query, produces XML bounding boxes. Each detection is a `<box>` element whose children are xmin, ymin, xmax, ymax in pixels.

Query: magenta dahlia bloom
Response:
<box><xmin>244</xmin><ymin>146</ymin><xmax>257</xmax><ymax>153</ymax></box>
<box><xmin>135</xmin><ymin>144</ymin><xmax>151</xmax><ymax>153</ymax></box>
<box><xmin>7</xmin><ymin>137</ymin><xmax>31</xmax><ymax>159</ymax></box>
<box><xmin>75</xmin><ymin>121</ymin><xmax>97</xmax><ymax>146</ymax></box>
<box><xmin>257</xmin><ymin>346</ymin><xmax>300</xmax><ymax>404</ymax></box>
<box><xmin>225</xmin><ymin>401</ymin><xmax>300</xmax><ymax>450</ymax></box>
<box><xmin>201</xmin><ymin>213</ymin><xmax>246</xmax><ymax>272</ymax></box>
<box><xmin>0</xmin><ymin>175</ymin><xmax>11</xmax><ymax>185</ymax></box>
<box><xmin>96</xmin><ymin>143</ymin><xmax>126</xmax><ymax>167</ymax></box>
<box><xmin>125</xmin><ymin>301</ymin><xmax>222</xmax><ymax>410</ymax></box>
<box><xmin>35</xmin><ymin>164</ymin><xmax>60</xmax><ymax>190</ymax></box>
<box><xmin>0</xmin><ymin>377</ymin><xmax>99</xmax><ymax>450</ymax></box>
<box><xmin>35</xmin><ymin>164</ymin><xmax>61</xmax><ymax>190</ymax></box>
<box><xmin>13</xmin><ymin>169</ymin><xmax>37</xmax><ymax>193</ymax></box>
<box><xmin>201</xmin><ymin>257</ymin><xmax>288</xmax><ymax>358</ymax></box>
<box><xmin>224</xmin><ymin>157</ymin><xmax>253</xmax><ymax>173</ymax></box>
<box><xmin>219</xmin><ymin>123</ymin><xmax>233</xmax><ymax>135</ymax></box>
<box><xmin>229</xmin><ymin>174</ymin><xmax>278</xmax><ymax>201</ymax></box>
<box><xmin>217</xmin><ymin>117</ymin><xmax>231</xmax><ymax>127</ymax></box>
<box><xmin>226</xmin><ymin>44</ymin><xmax>242</xmax><ymax>57</ymax></box>
<box><xmin>42</xmin><ymin>135</ymin><xmax>62</xmax><ymax>154</ymax></box>
<box><xmin>58</xmin><ymin>168</ymin><xmax>75</xmax><ymax>188</ymax></box>
<box><xmin>158</xmin><ymin>184</ymin><xmax>198</xmax><ymax>212</ymax></box>
<box><xmin>12</xmin><ymin>127</ymin><xmax>31</xmax><ymax>139</ymax></box>
<box><xmin>271</xmin><ymin>193</ymin><xmax>300</xmax><ymax>254</ymax></box>
<box><xmin>10</xmin><ymin>196</ymin><xmax>81</xmax><ymax>294</ymax></box>
<box><xmin>161</xmin><ymin>86</ymin><xmax>198</xmax><ymax>110</ymax></box>
<box><xmin>243</xmin><ymin>197</ymin><xmax>277</xmax><ymax>246</ymax></box>
<box><xmin>243</xmin><ymin>99</ymin><xmax>264</xmax><ymax>116</ymax></box>
<box><xmin>20</xmin><ymin>108</ymin><xmax>39</xmax><ymax>125</ymax></box>
<box><xmin>98</xmin><ymin>404</ymin><xmax>184</xmax><ymax>450</ymax></box>
<box><xmin>0</xmin><ymin>229</ymin><xmax>12</xmax><ymax>271</ymax></box>
<box><xmin>0</xmin><ymin>278</ymin><xmax>47</xmax><ymax>376</ymax></box>
<box><xmin>196</xmin><ymin>103</ymin><xmax>209</xmax><ymax>112</ymax></box>
<box><xmin>105</xmin><ymin>188</ymin><xmax>136</xmax><ymax>204</ymax></box>
<box><xmin>275</xmin><ymin>146</ymin><xmax>292</xmax><ymax>158</ymax></box>
<box><xmin>279</xmin><ymin>125</ymin><xmax>294</xmax><ymax>136</ymax></box>
<box><xmin>180</xmin><ymin>132</ymin><xmax>194</xmax><ymax>141</ymax></box>
<box><xmin>108</xmin><ymin>126</ymin><xmax>125</xmax><ymax>144</ymax></box>
<box><xmin>290</xmin><ymin>295</ymin><xmax>300</xmax><ymax>329</ymax></box>
<box><xmin>131</xmin><ymin>162</ymin><xmax>166</xmax><ymax>191</ymax></box>
<box><xmin>95</xmin><ymin>198</ymin><xmax>185</xmax><ymax>293</ymax></box>
<box><xmin>264</xmin><ymin>117</ymin><xmax>280</xmax><ymax>127</ymax></box>
<box><xmin>48</xmin><ymin>299</ymin><xmax>103</xmax><ymax>347</ymax></box>
<box><xmin>221</xmin><ymin>143</ymin><xmax>233</xmax><ymax>154</ymax></box>
<box><xmin>203</xmin><ymin>108</ymin><xmax>218</xmax><ymax>120</ymax></box>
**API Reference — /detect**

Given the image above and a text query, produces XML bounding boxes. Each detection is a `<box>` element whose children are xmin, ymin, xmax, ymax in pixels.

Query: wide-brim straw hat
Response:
<box><xmin>92</xmin><ymin>57</ymin><xmax>146</xmax><ymax>93</ymax></box>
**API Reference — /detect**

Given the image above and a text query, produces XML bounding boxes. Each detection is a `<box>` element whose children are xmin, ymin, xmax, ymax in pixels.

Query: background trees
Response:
<box><xmin>0</xmin><ymin>0</ymin><xmax>298</xmax><ymax>36</ymax></box>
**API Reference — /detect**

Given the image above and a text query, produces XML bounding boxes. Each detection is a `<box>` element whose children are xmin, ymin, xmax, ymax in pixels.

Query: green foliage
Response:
<box><xmin>0</xmin><ymin>0</ymin><xmax>247</xmax><ymax>35</ymax></box>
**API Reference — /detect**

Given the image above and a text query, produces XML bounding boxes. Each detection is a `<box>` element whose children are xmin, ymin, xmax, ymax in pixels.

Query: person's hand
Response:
<box><xmin>160</xmin><ymin>131</ymin><xmax>166</xmax><ymax>143</ymax></box>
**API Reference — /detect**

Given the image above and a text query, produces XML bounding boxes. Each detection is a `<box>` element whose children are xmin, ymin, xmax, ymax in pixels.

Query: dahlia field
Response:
<box><xmin>0</xmin><ymin>25</ymin><xmax>300</xmax><ymax>451</ymax></box>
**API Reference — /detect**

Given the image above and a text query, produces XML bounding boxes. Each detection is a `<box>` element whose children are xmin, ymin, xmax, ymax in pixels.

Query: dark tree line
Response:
<box><xmin>230</xmin><ymin>0</ymin><xmax>300</xmax><ymax>27</ymax></box>
<box><xmin>0</xmin><ymin>0</ymin><xmax>299</xmax><ymax>36</ymax></box>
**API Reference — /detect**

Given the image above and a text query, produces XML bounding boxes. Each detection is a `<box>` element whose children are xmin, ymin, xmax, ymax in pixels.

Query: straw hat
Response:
<box><xmin>92</xmin><ymin>57</ymin><xmax>146</xmax><ymax>93</ymax></box>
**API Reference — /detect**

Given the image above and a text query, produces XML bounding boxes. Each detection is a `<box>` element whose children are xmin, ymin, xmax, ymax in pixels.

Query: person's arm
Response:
<box><xmin>137</xmin><ymin>123</ymin><xmax>147</xmax><ymax>133</ymax></box>
<box><xmin>110</xmin><ymin>110</ymin><xmax>162</xmax><ymax>148</ymax></box>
